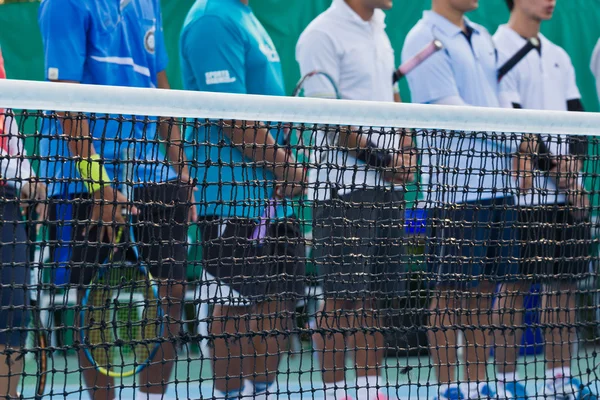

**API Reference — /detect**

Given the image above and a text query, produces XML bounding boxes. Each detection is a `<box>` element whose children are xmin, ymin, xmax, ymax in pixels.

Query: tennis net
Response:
<box><xmin>0</xmin><ymin>79</ymin><xmax>599</xmax><ymax>400</ymax></box>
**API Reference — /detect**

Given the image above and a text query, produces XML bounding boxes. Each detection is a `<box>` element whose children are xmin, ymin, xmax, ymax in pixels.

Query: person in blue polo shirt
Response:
<box><xmin>38</xmin><ymin>0</ymin><xmax>195</xmax><ymax>399</ymax></box>
<box><xmin>402</xmin><ymin>1</ymin><xmax>520</xmax><ymax>399</ymax></box>
<box><xmin>180</xmin><ymin>0</ymin><xmax>307</xmax><ymax>399</ymax></box>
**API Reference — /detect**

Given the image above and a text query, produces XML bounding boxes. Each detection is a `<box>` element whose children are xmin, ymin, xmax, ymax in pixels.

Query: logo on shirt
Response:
<box><xmin>259</xmin><ymin>42</ymin><xmax>280</xmax><ymax>63</ymax></box>
<box><xmin>205</xmin><ymin>70</ymin><xmax>237</xmax><ymax>85</ymax></box>
<box><xmin>144</xmin><ymin>27</ymin><xmax>156</xmax><ymax>54</ymax></box>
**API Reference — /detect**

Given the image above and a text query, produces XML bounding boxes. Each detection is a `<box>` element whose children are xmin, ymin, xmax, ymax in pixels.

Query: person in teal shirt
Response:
<box><xmin>180</xmin><ymin>1</ymin><xmax>306</xmax><ymax>398</ymax></box>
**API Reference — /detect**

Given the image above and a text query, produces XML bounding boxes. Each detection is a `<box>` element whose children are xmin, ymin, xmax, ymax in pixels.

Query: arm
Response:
<box><xmin>182</xmin><ymin>16</ymin><xmax>305</xmax><ymax>197</ymax></box>
<box><xmin>402</xmin><ymin>34</ymin><xmax>461</xmax><ymax>105</ymax></box>
<box><xmin>39</xmin><ymin>0</ymin><xmax>131</xmax><ymax>241</ymax></box>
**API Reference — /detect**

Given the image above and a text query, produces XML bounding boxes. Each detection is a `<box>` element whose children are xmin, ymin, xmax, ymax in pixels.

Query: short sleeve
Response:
<box><xmin>154</xmin><ymin>1</ymin><xmax>169</xmax><ymax>73</ymax></box>
<box><xmin>401</xmin><ymin>31</ymin><xmax>459</xmax><ymax>104</ymax></box>
<box><xmin>180</xmin><ymin>16</ymin><xmax>247</xmax><ymax>94</ymax></box>
<box><xmin>295</xmin><ymin>30</ymin><xmax>341</xmax><ymax>99</ymax></box>
<box><xmin>38</xmin><ymin>0</ymin><xmax>89</xmax><ymax>82</ymax></box>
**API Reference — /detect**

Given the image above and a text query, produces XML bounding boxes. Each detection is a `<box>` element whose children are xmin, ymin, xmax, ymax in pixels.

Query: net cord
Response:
<box><xmin>0</xmin><ymin>79</ymin><xmax>599</xmax><ymax>136</ymax></box>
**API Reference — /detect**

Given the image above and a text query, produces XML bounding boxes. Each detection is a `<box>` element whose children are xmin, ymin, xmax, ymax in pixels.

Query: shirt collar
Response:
<box><xmin>498</xmin><ymin>25</ymin><xmax>544</xmax><ymax>54</ymax></box>
<box><xmin>423</xmin><ymin>10</ymin><xmax>480</xmax><ymax>38</ymax></box>
<box><xmin>331</xmin><ymin>0</ymin><xmax>386</xmax><ymax>29</ymax></box>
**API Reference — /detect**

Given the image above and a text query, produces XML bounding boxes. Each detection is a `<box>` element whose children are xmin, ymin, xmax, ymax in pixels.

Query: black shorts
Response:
<box><xmin>312</xmin><ymin>189</ymin><xmax>406</xmax><ymax>300</ymax></box>
<box><xmin>199</xmin><ymin>217</ymin><xmax>305</xmax><ymax>305</ymax></box>
<box><xmin>518</xmin><ymin>204</ymin><xmax>591</xmax><ymax>280</ymax></box>
<box><xmin>0</xmin><ymin>187</ymin><xmax>30</xmax><ymax>347</ymax></box>
<box><xmin>426</xmin><ymin>197</ymin><xmax>521</xmax><ymax>287</ymax></box>
<box><xmin>48</xmin><ymin>182</ymin><xmax>190</xmax><ymax>285</ymax></box>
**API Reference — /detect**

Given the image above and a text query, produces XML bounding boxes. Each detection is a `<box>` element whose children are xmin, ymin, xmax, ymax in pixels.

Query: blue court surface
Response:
<box><xmin>18</xmin><ymin>348</ymin><xmax>600</xmax><ymax>399</ymax></box>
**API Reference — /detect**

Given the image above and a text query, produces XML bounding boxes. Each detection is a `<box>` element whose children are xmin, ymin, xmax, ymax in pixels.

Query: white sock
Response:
<box><xmin>136</xmin><ymin>393</ymin><xmax>166</xmax><ymax>400</ymax></box>
<box><xmin>497</xmin><ymin>371</ymin><xmax>520</xmax><ymax>383</ymax></box>
<box><xmin>356</xmin><ymin>376</ymin><xmax>380</xmax><ymax>400</ymax></box>
<box><xmin>214</xmin><ymin>387</ymin><xmax>244</xmax><ymax>400</ymax></box>
<box><xmin>546</xmin><ymin>367</ymin><xmax>571</xmax><ymax>388</ymax></box>
<box><xmin>324</xmin><ymin>380</ymin><xmax>348</xmax><ymax>400</ymax></box>
<box><xmin>465</xmin><ymin>382</ymin><xmax>490</xmax><ymax>399</ymax></box>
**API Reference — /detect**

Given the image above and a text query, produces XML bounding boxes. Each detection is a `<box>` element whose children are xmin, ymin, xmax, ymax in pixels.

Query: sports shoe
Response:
<box><xmin>434</xmin><ymin>386</ymin><xmax>466</xmax><ymax>400</ymax></box>
<box><xmin>463</xmin><ymin>383</ymin><xmax>498</xmax><ymax>400</ymax></box>
<box><xmin>497</xmin><ymin>380</ymin><xmax>529</xmax><ymax>400</ymax></box>
<box><xmin>542</xmin><ymin>377</ymin><xmax>599</xmax><ymax>400</ymax></box>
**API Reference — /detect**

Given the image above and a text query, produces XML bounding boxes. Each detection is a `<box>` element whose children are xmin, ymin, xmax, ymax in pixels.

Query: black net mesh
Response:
<box><xmin>0</xmin><ymin>108</ymin><xmax>598</xmax><ymax>399</ymax></box>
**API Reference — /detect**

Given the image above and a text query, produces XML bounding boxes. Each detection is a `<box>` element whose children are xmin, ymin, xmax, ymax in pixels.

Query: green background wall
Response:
<box><xmin>1</xmin><ymin>0</ymin><xmax>599</xmax><ymax>111</ymax></box>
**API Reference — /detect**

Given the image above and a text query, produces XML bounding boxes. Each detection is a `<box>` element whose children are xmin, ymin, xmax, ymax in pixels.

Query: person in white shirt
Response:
<box><xmin>592</xmin><ymin>38</ymin><xmax>600</xmax><ymax>102</ymax></box>
<box><xmin>494</xmin><ymin>1</ymin><xmax>596</xmax><ymax>400</ymax></box>
<box><xmin>296</xmin><ymin>1</ymin><xmax>415</xmax><ymax>399</ymax></box>
<box><xmin>402</xmin><ymin>1</ymin><xmax>520</xmax><ymax>399</ymax></box>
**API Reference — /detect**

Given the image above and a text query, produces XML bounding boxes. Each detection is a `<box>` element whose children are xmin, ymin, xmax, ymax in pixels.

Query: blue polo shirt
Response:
<box><xmin>180</xmin><ymin>0</ymin><xmax>288</xmax><ymax>219</ymax></box>
<box><xmin>38</xmin><ymin>0</ymin><xmax>178</xmax><ymax>197</ymax></box>
<box><xmin>402</xmin><ymin>11</ymin><xmax>516</xmax><ymax>204</ymax></box>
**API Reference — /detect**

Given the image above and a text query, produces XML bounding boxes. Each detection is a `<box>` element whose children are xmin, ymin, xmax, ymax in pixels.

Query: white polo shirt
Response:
<box><xmin>402</xmin><ymin>11</ymin><xmax>516</xmax><ymax>205</ymax></box>
<box><xmin>592</xmin><ymin>38</ymin><xmax>600</xmax><ymax>103</ymax></box>
<box><xmin>495</xmin><ymin>25</ymin><xmax>582</xmax><ymax>206</ymax></box>
<box><xmin>295</xmin><ymin>0</ymin><xmax>401</xmax><ymax>201</ymax></box>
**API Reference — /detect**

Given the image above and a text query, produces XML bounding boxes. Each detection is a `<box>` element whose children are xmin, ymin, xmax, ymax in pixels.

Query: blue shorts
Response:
<box><xmin>426</xmin><ymin>197</ymin><xmax>520</xmax><ymax>288</ymax></box>
<box><xmin>0</xmin><ymin>187</ymin><xmax>30</xmax><ymax>347</ymax></box>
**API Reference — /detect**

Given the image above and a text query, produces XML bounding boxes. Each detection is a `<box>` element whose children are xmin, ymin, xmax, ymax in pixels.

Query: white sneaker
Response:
<box><xmin>542</xmin><ymin>377</ymin><xmax>599</xmax><ymax>400</ymax></box>
<box><xmin>433</xmin><ymin>385</ymin><xmax>466</xmax><ymax>400</ymax></box>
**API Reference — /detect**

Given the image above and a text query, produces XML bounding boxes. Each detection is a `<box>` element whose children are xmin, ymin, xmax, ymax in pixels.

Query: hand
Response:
<box><xmin>89</xmin><ymin>186</ymin><xmax>138</xmax><ymax>244</ymax></box>
<box><xmin>178</xmin><ymin>172</ymin><xmax>198</xmax><ymax>222</ymax></box>
<box><xmin>275</xmin><ymin>164</ymin><xmax>307</xmax><ymax>199</ymax></box>
<box><xmin>566</xmin><ymin>187</ymin><xmax>590</xmax><ymax>221</ymax></box>
<box><xmin>20</xmin><ymin>179</ymin><xmax>48</xmax><ymax>236</ymax></box>
<box><xmin>187</xmin><ymin>187</ymin><xmax>198</xmax><ymax>223</ymax></box>
<box><xmin>384</xmin><ymin>151</ymin><xmax>416</xmax><ymax>184</ymax></box>
<box><xmin>515</xmin><ymin>172</ymin><xmax>535</xmax><ymax>194</ymax></box>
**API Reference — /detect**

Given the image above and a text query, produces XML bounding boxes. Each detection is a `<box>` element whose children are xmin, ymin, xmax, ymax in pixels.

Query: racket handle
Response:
<box><xmin>393</xmin><ymin>40</ymin><xmax>443</xmax><ymax>83</ymax></box>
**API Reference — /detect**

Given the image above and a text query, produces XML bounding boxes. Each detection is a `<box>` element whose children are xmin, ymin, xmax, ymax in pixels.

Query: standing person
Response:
<box><xmin>296</xmin><ymin>1</ymin><xmax>415</xmax><ymax>399</ymax></box>
<box><xmin>402</xmin><ymin>1</ymin><xmax>519</xmax><ymax>399</ymax></box>
<box><xmin>0</xmin><ymin>45</ymin><xmax>47</xmax><ymax>400</ymax></box>
<box><xmin>180</xmin><ymin>0</ymin><xmax>307</xmax><ymax>399</ymax></box>
<box><xmin>494</xmin><ymin>1</ymin><xmax>597</xmax><ymax>399</ymax></box>
<box><xmin>38</xmin><ymin>0</ymin><xmax>196</xmax><ymax>399</ymax></box>
<box><xmin>592</xmin><ymin>38</ymin><xmax>600</xmax><ymax>103</ymax></box>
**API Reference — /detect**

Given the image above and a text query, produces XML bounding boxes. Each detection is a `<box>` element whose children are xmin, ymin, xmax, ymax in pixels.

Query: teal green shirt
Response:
<box><xmin>181</xmin><ymin>0</ymin><xmax>291</xmax><ymax>219</ymax></box>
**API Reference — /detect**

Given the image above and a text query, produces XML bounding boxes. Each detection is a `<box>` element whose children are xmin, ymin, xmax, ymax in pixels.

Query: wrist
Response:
<box><xmin>76</xmin><ymin>154</ymin><xmax>111</xmax><ymax>193</ymax></box>
<box><xmin>356</xmin><ymin>141</ymin><xmax>393</xmax><ymax>169</ymax></box>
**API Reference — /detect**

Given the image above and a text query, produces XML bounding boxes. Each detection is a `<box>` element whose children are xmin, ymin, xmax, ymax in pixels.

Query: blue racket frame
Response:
<box><xmin>80</xmin><ymin>224</ymin><xmax>164</xmax><ymax>377</ymax></box>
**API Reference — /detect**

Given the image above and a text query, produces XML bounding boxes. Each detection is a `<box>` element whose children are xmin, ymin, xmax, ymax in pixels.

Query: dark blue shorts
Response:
<box><xmin>426</xmin><ymin>197</ymin><xmax>520</xmax><ymax>288</ymax></box>
<box><xmin>0</xmin><ymin>187</ymin><xmax>30</xmax><ymax>347</ymax></box>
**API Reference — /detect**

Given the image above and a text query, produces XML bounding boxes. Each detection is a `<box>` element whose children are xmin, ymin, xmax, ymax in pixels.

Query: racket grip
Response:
<box><xmin>251</xmin><ymin>200</ymin><xmax>277</xmax><ymax>242</ymax></box>
<box><xmin>393</xmin><ymin>40</ymin><xmax>443</xmax><ymax>83</ymax></box>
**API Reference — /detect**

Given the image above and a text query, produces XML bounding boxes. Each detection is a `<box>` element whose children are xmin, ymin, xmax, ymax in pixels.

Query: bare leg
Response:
<box><xmin>542</xmin><ymin>282</ymin><xmax>576</xmax><ymax>371</ymax></box>
<box><xmin>77</xmin><ymin>290</ymin><xmax>115</xmax><ymax>400</ymax></box>
<box><xmin>463</xmin><ymin>282</ymin><xmax>495</xmax><ymax>386</ymax></box>
<box><xmin>211</xmin><ymin>304</ymin><xmax>251</xmax><ymax>394</ymax></box>
<box><xmin>246</xmin><ymin>300</ymin><xmax>295</xmax><ymax>386</ymax></box>
<box><xmin>493</xmin><ymin>282</ymin><xmax>528</xmax><ymax>374</ymax></box>
<box><xmin>314</xmin><ymin>299</ymin><xmax>353</xmax><ymax>385</ymax></box>
<box><xmin>0</xmin><ymin>346</ymin><xmax>24</xmax><ymax>399</ymax></box>
<box><xmin>138</xmin><ymin>282</ymin><xmax>185</xmax><ymax>395</ymax></box>
<box><xmin>352</xmin><ymin>298</ymin><xmax>384</xmax><ymax>378</ymax></box>
<box><xmin>428</xmin><ymin>286</ymin><xmax>461</xmax><ymax>385</ymax></box>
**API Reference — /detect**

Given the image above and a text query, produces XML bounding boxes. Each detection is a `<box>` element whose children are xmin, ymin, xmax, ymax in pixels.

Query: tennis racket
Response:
<box><xmin>291</xmin><ymin>70</ymin><xmax>341</xmax><ymax>99</ymax></box>
<box><xmin>80</xmin><ymin>225</ymin><xmax>163</xmax><ymax>378</ymax></box>
<box><xmin>498</xmin><ymin>37</ymin><xmax>540</xmax><ymax>82</ymax></box>
<box><xmin>393</xmin><ymin>39</ymin><xmax>444</xmax><ymax>83</ymax></box>
<box><xmin>25</xmin><ymin>208</ymin><xmax>48</xmax><ymax>400</ymax></box>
